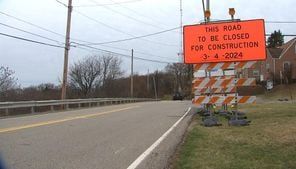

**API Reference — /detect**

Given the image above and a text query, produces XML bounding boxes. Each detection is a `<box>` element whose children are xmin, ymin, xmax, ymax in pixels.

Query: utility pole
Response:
<box><xmin>61</xmin><ymin>0</ymin><xmax>73</xmax><ymax>100</ymax></box>
<box><xmin>131</xmin><ymin>49</ymin><xmax>134</xmax><ymax>98</ymax></box>
<box><xmin>147</xmin><ymin>69</ymin><xmax>150</xmax><ymax>92</ymax></box>
<box><xmin>179</xmin><ymin>0</ymin><xmax>183</xmax><ymax>62</ymax></box>
<box><xmin>205</xmin><ymin>0</ymin><xmax>210</xmax><ymax>22</ymax></box>
<box><xmin>153</xmin><ymin>71</ymin><xmax>158</xmax><ymax>100</ymax></box>
<box><xmin>206</xmin><ymin>0</ymin><xmax>210</xmax><ymax>10</ymax></box>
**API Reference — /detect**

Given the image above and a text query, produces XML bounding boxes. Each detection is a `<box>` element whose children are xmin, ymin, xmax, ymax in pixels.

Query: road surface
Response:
<box><xmin>0</xmin><ymin>101</ymin><xmax>191</xmax><ymax>169</ymax></box>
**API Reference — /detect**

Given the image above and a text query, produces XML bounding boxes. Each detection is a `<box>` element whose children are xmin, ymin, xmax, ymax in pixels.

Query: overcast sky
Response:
<box><xmin>0</xmin><ymin>0</ymin><xmax>295</xmax><ymax>87</ymax></box>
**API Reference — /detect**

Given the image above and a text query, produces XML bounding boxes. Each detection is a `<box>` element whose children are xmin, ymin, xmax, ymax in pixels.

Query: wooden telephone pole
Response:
<box><xmin>131</xmin><ymin>49</ymin><xmax>134</xmax><ymax>98</ymax></box>
<box><xmin>61</xmin><ymin>0</ymin><xmax>73</xmax><ymax>100</ymax></box>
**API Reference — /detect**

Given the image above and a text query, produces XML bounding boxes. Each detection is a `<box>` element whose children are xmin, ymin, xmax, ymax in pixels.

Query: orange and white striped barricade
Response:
<box><xmin>194</xmin><ymin>61</ymin><xmax>257</xmax><ymax>71</ymax></box>
<box><xmin>192</xmin><ymin>77</ymin><xmax>256</xmax><ymax>88</ymax></box>
<box><xmin>194</xmin><ymin>87</ymin><xmax>236</xmax><ymax>95</ymax></box>
<box><xmin>192</xmin><ymin>96</ymin><xmax>256</xmax><ymax>105</ymax></box>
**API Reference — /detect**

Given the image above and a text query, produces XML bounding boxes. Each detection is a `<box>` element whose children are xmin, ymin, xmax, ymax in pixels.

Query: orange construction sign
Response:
<box><xmin>183</xmin><ymin>19</ymin><xmax>266</xmax><ymax>64</ymax></box>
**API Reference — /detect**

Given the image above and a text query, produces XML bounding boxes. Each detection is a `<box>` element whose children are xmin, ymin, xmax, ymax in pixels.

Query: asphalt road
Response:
<box><xmin>0</xmin><ymin>101</ymin><xmax>191</xmax><ymax>169</ymax></box>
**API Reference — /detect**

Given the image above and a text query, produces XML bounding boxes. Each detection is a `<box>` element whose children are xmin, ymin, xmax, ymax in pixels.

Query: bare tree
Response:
<box><xmin>69</xmin><ymin>54</ymin><xmax>123</xmax><ymax>97</ymax></box>
<box><xmin>0</xmin><ymin>66</ymin><xmax>17</xmax><ymax>93</ymax></box>
<box><xmin>101</xmin><ymin>54</ymin><xmax>123</xmax><ymax>87</ymax></box>
<box><xmin>165</xmin><ymin>63</ymin><xmax>188</xmax><ymax>92</ymax></box>
<box><xmin>69</xmin><ymin>56</ymin><xmax>102</xmax><ymax>96</ymax></box>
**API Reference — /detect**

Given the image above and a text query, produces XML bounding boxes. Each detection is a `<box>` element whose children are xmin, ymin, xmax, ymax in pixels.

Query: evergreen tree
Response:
<box><xmin>267</xmin><ymin>30</ymin><xmax>284</xmax><ymax>48</ymax></box>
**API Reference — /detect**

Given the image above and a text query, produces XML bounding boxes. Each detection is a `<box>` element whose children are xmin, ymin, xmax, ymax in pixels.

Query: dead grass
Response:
<box><xmin>172</xmin><ymin>103</ymin><xmax>296</xmax><ymax>169</ymax></box>
<box><xmin>258</xmin><ymin>84</ymin><xmax>296</xmax><ymax>102</ymax></box>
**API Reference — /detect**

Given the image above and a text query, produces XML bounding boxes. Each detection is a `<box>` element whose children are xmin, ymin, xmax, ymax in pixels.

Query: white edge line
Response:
<box><xmin>126</xmin><ymin>107</ymin><xmax>192</xmax><ymax>169</ymax></box>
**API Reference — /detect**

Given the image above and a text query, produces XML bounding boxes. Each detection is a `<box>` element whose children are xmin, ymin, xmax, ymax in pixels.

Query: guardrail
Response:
<box><xmin>0</xmin><ymin>98</ymin><xmax>158</xmax><ymax>116</ymax></box>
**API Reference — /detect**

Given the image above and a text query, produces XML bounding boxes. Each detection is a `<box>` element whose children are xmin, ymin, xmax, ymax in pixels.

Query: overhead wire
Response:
<box><xmin>74</xmin><ymin>0</ymin><xmax>144</xmax><ymax>7</ymax></box>
<box><xmin>81</xmin><ymin>27</ymin><xmax>180</xmax><ymax>45</ymax></box>
<box><xmin>0</xmin><ymin>11</ymin><xmax>65</xmax><ymax>38</ymax></box>
<box><xmin>74</xmin><ymin>10</ymin><xmax>133</xmax><ymax>37</ymax></box>
<box><xmin>87</xmin><ymin>0</ymin><xmax>162</xmax><ymax>30</ymax></box>
<box><xmin>0</xmin><ymin>12</ymin><xmax>176</xmax><ymax>63</ymax></box>
<box><xmin>0</xmin><ymin>10</ymin><xmax>105</xmax><ymax>45</ymax></box>
<box><xmin>73</xmin><ymin>10</ymin><xmax>178</xmax><ymax>47</ymax></box>
<box><xmin>0</xmin><ymin>11</ymin><xmax>179</xmax><ymax>63</ymax></box>
<box><xmin>265</xmin><ymin>21</ymin><xmax>296</xmax><ymax>24</ymax></box>
<box><xmin>55</xmin><ymin>0</ymin><xmax>68</xmax><ymax>7</ymax></box>
<box><xmin>0</xmin><ymin>30</ymin><xmax>176</xmax><ymax>64</ymax></box>
<box><xmin>0</xmin><ymin>32</ymin><xmax>65</xmax><ymax>48</ymax></box>
<box><xmin>106</xmin><ymin>0</ymin><xmax>173</xmax><ymax>29</ymax></box>
<box><xmin>0</xmin><ymin>30</ymin><xmax>175</xmax><ymax>64</ymax></box>
<box><xmin>266</xmin><ymin>34</ymin><xmax>296</xmax><ymax>37</ymax></box>
<box><xmin>72</xmin><ymin>42</ymin><xmax>177</xmax><ymax>64</ymax></box>
<box><xmin>0</xmin><ymin>10</ymin><xmax>178</xmax><ymax>47</ymax></box>
<box><xmin>97</xmin><ymin>44</ymin><xmax>179</xmax><ymax>61</ymax></box>
<box><xmin>0</xmin><ymin>3</ymin><xmax>179</xmax><ymax>63</ymax></box>
<box><xmin>197</xmin><ymin>18</ymin><xmax>296</xmax><ymax>24</ymax></box>
<box><xmin>0</xmin><ymin>22</ymin><xmax>63</xmax><ymax>45</ymax></box>
<box><xmin>56</xmin><ymin>1</ymin><xmax>179</xmax><ymax>47</ymax></box>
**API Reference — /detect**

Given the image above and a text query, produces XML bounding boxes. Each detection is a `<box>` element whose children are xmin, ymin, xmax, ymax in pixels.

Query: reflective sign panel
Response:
<box><xmin>183</xmin><ymin>19</ymin><xmax>266</xmax><ymax>63</ymax></box>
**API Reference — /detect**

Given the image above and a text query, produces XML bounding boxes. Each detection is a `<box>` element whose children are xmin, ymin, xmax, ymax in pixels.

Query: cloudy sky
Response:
<box><xmin>0</xmin><ymin>0</ymin><xmax>295</xmax><ymax>87</ymax></box>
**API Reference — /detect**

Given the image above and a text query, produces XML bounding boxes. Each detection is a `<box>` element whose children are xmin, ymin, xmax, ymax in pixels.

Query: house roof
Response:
<box><xmin>267</xmin><ymin>38</ymin><xmax>296</xmax><ymax>59</ymax></box>
<box><xmin>267</xmin><ymin>48</ymin><xmax>283</xmax><ymax>58</ymax></box>
<box><xmin>281</xmin><ymin>37</ymin><xmax>296</xmax><ymax>49</ymax></box>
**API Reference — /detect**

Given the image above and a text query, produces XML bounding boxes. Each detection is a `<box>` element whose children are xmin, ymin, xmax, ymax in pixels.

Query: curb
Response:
<box><xmin>135</xmin><ymin>107</ymin><xmax>197</xmax><ymax>169</ymax></box>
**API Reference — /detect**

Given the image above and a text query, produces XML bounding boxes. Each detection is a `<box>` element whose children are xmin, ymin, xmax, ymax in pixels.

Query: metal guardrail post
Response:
<box><xmin>5</xmin><ymin>108</ymin><xmax>9</xmax><ymax>116</ymax></box>
<box><xmin>31</xmin><ymin>106</ymin><xmax>35</xmax><ymax>114</ymax></box>
<box><xmin>50</xmin><ymin>105</ymin><xmax>54</xmax><ymax>112</ymax></box>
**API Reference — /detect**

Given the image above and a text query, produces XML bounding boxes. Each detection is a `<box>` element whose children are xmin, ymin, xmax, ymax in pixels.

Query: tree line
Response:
<box><xmin>0</xmin><ymin>55</ymin><xmax>193</xmax><ymax>102</ymax></box>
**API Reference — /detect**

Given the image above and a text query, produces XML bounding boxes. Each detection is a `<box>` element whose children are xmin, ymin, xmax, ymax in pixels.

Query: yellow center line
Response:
<box><xmin>0</xmin><ymin>106</ymin><xmax>139</xmax><ymax>134</ymax></box>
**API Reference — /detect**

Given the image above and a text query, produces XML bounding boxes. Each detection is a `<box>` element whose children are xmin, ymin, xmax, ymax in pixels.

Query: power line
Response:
<box><xmin>198</xmin><ymin>18</ymin><xmax>296</xmax><ymax>24</ymax></box>
<box><xmin>74</xmin><ymin>10</ymin><xmax>134</xmax><ymax>37</ymax></box>
<box><xmin>56</xmin><ymin>1</ymin><xmax>178</xmax><ymax>47</ymax></box>
<box><xmin>56</xmin><ymin>0</ymin><xmax>67</xmax><ymax>7</ymax></box>
<box><xmin>266</xmin><ymin>34</ymin><xmax>296</xmax><ymax>37</ymax></box>
<box><xmin>0</xmin><ymin>22</ymin><xmax>63</xmax><ymax>44</ymax></box>
<box><xmin>0</xmin><ymin>10</ymin><xmax>102</xmax><ymax>45</ymax></box>
<box><xmin>73</xmin><ymin>10</ymin><xmax>178</xmax><ymax>47</ymax></box>
<box><xmin>98</xmin><ymin>44</ymin><xmax>179</xmax><ymax>61</ymax></box>
<box><xmin>0</xmin><ymin>32</ymin><xmax>65</xmax><ymax>48</ymax></box>
<box><xmin>81</xmin><ymin>27</ymin><xmax>180</xmax><ymax>45</ymax></box>
<box><xmin>72</xmin><ymin>42</ymin><xmax>177</xmax><ymax>64</ymax></box>
<box><xmin>78</xmin><ymin>1</ymin><xmax>181</xmax><ymax>48</ymax></box>
<box><xmin>71</xmin><ymin>36</ymin><xmax>179</xmax><ymax>61</ymax></box>
<box><xmin>74</xmin><ymin>0</ymin><xmax>144</xmax><ymax>7</ymax></box>
<box><xmin>266</xmin><ymin>21</ymin><xmax>296</xmax><ymax>24</ymax></box>
<box><xmin>107</xmin><ymin>0</ymin><xmax>171</xmax><ymax>29</ymax></box>
<box><xmin>134</xmin><ymin>50</ymin><xmax>178</xmax><ymax>61</ymax></box>
<box><xmin>0</xmin><ymin>10</ymin><xmax>179</xmax><ymax>59</ymax></box>
<box><xmin>87</xmin><ymin>0</ymin><xmax>162</xmax><ymax>29</ymax></box>
<box><xmin>0</xmin><ymin>11</ymin><xmax>65</xmax><ymax>38</ymax></box>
